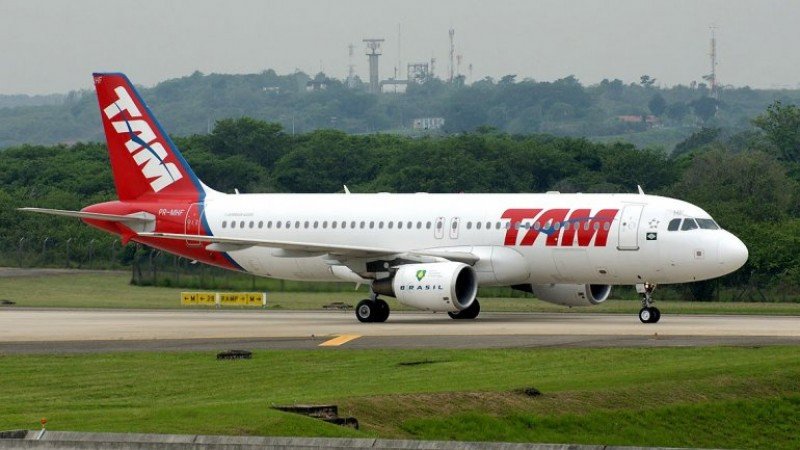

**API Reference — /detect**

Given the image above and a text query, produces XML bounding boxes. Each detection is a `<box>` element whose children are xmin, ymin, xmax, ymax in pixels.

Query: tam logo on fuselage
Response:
<box><xmin>501</xmin><ymin>208</ymin><xmax>619</xmax><ymax>247</ymax></box>
<box><xmin>103</xmin><ymin>86</ymin><xmax>183</xmax><ymax>192</ymax></box>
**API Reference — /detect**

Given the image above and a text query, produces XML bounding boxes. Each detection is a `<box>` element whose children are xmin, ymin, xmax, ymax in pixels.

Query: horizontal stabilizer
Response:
<box><xmin>18</xmin><ymin>207</ymin><xmax>154</xmax><ymax>223</ymax></box>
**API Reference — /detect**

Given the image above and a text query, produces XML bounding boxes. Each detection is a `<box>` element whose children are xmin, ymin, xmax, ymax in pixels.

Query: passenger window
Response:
<box><xmin>341</xmin><ymin>221</ymin><xmax>346</xmax><ymax>228</ymax></box>
<box><xmin>295</xmin><ymin>221</ymin><xmax>300</xmax><ymax>228</ymax></box>
<box><xmin>258</xmin><ymin>221</ymin><xmax>263</xmax><ymax>228</ymax></box>
<box><xmin>696</xmin><ymin>218</ymin><xmax>719</xmax><ymax>230</ymax></box>
<box><xmin>416</xmin><ymin>221</ymin><xmax>422</xmax><ymax>229</ymax></box>
<box><xmin>388</xmin><ymin>221</ymin><xmax>393</xmax><ymax>229</ymax></box>
<box><xmin>267</xmin><ymin>221</ymin><xmax>272</xmax><ymax>228</ymax></box>
<box><xmin>668</xmin><ymin>219</ymin><xmax>681</xmax><ymax>231</ymax></box>
<box><xmin>593</xmin><ymin>222</ymin><xmax>600</xmax><ymax>231</ymax></box>
<box><xmin>313</xmin><ymin>221</ymin><xmax>319</xmax><ymax>229</ymax></box>
<box><xmin>239</xmin><ymin>221</ymin><xmax>244</xmax><ymax>228</ymax></box>
<box><xmin>603</xmin><ymin>222</ymin><xmax>610</xmax><ymax>231</ymax></box>
<box><xmin>231</xmin><ymin>221</ymin><xmax>236</xmax><ymax>229</ymax></box>
<box><xmin>379</xmin><ymin>221</ymin><xmax>384</xmax><ymax>229</ymax></box>
<box><xmin>398</xmin><ymin>221</ymin><xmax>403</xmax><ymax>229</ymax></box>
<box><xmin>332</xmin><ymin>221</ymin><xmax>337</xmax><ymax>229</ymax></box>
<box><xmin>360</xmin><ymin>221</ymin><xmax>365</xmax><ymax>229</ymax></box>
<box><xmin>407</xmin><ymin>221</ymin><xmax>412</xmax><ymax>229</ymax></box>
<box><xmin>426</xmin><ymin>221</ymin><xmax>432</xmax><ymax>229</ymax></box>
<box><xmin>369</xmin><ymin>221</ymin><xmax>375</xmax><ymax>229</ymax></box>
<box><xmin>304</xmin><ymin>221</ymin><xmax>309</xmax><ymax>228</ymax></box>
<box><xmin>681</xmin><ymin>218</ymin><xmax>698</xmax><ymax>231</ymax></box>
<box><xmin>351</xmin><ymin>221</ymin><xmax>356</xmax><ymax>229</ymax></box>
<box><xmin>476</xmin><ymin>222</ymin><xmax>482</xmax><ymax>230</ymax></box>
<box><xmin>435</xmin><ymin>221</ymin><xmax>441</xmax><ymax>230</ymax></box>
<box><xmin>323</xmin><ymin>221</ymin><xmax>328</xmax><ymax>229</ymax></box>
<box><xmin>276</xmin><ymin>221</ymin><xmax>282</xmax><ymax>229</ymax></box>
<box><xmin>466</xmin><ymin>222</ymin><xmax>472</xmax><ymax>230</ymax></box>
<box><xmin>248</xmin><ymin>221</ymin><xmax>254</xmax><ymax>228</ymax></box>
<box><xmin>222</xmin><ymin>221</ymin><xmax>227</xmax><ymax>228</ymax></box>
<box><xmin>583</xmin><ymin>222</ymin><xmax>590</xmax><ymax>231</ymax></box>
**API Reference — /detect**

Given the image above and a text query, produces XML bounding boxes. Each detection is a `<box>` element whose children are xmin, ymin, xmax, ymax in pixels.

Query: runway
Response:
<box><xmin>0</xmin><ymin>309</ymin><xmax>798</xmax><ymax>353</ymax></box>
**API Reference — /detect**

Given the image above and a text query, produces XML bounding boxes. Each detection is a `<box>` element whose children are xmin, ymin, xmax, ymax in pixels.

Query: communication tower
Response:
<box><xmin>346</xmin><ymin>43</ymin><xmax>356</xmax><ymax>88</ymax></box>
<box><xmin>709</xmin><ymin>26</ymin><xmax>719</xmax><ymax>99</ymax></box>
<box><xmin>363</xmin><ymin>38</ymin><xmax>384</xmax><ymax>94</ymax></box>
<box><xmin>448</xmin><ymin>29</ymin><xmax>455</xmax><ymax>82</ymax></box>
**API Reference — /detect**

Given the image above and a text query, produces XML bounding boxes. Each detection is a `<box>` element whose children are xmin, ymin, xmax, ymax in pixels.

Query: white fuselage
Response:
<box><xmin>198</xmin><ymin>191</ymin><xmax>747</xmax><ymax>287</ymax></box>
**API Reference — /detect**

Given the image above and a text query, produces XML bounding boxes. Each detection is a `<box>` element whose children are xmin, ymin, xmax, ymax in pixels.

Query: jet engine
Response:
<box><xmin>372</xmin><ymin>262</ymin><xmax>478</xmax><ymax>312</ymax></box>
<box><xmin>516</xmin><ymin>283</ymin><xmax>612</xmax><ymax>307</ymax></box>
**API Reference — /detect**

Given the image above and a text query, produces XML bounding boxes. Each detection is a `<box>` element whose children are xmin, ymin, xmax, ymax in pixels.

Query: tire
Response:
<box><xmin>650</xmin><ymin>307</ymin><xmax>661</xmax><ymax>323</ymax></box>
<box><xmin>356</xmin><ymin>299</ymin><xmax>375</xmax><ymax>323</ymax></box>
<box><xmin>374</xmin><ymin>299</ymin><xmax>390</xmax><ymax>323</ymax></box>
<box><xmin>638</xmin><ymin>307</ymin><xmax>652</xmax><ymax>324</ymax></box>
<box><xmin>448</xmin><ymin>299</ymin><xmax>480</xmax><ymax>320</ymax></box>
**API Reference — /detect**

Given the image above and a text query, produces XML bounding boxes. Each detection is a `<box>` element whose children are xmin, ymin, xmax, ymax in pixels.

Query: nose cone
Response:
<box><xmin>718</xmin><ymin>233</ymin><xmax>748</xmax><ymax>272</ymax></box>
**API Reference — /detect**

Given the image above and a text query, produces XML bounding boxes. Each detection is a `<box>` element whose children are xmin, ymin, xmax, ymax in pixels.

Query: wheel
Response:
<box><xmin>448</xmin><ymin>299</ymin><xmax>480</xmax><ymax>320</ymax></box>
<box><xmin>374</xmin><ymin>299</ymin><xmax>390</xmax><ymax>323</ymax></box>
<box><xmin>638</xmin><ymin>307</ymin><xmax>652</xmax><ymax>323</ymax></box>
<box><xmin>356</xmin><ymin>299</ymin><xmax>375</xmax><ymax>323</ymax></box>
<box><xmin>650</xmin><ymin>307</ymin><xmax>661</xmax><ymax>323</ymax></box>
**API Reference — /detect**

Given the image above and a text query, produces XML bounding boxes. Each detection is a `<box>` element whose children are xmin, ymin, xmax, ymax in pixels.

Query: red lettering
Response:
<box><xmin>521</xmin><ymin>209</ymin><xmax>569</xmax><ymax>246</ymax></box>
<box><xmin>501</xmin><ymin>209</ymin><xmax>541</xmax><ymax>246</ymax></box>
<box><xmin>560</xmin><ymin>209</ymin><xmax>618</xmax><ymax>246</ymax></box>
<box><xmin>560</xmin><ymin>209</ymin><xmax>591</xmax><ymax>247</ymax></box>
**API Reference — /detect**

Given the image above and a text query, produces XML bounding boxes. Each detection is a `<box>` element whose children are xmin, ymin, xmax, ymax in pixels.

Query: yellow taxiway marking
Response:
<box><xmin>319</xmin><ymin>334</ymin><xmax>361</xmax><ymax>347</ymax></box>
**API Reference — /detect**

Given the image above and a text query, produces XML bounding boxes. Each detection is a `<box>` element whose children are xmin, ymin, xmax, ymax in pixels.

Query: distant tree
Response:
<box><xmin>752</xmin><ymin>100</ymin><xmax>800</xmax><ymax>163</ymax></box>
<box><xmin>691</xmin><ymin>97</ymin><xmax>719</xmax><ymax>123</ymax></box>
<box><xmin>639</xmin><ymin>74</ymin><xmax>656</xmax><ymax>88</ymax></box>
<box><xmin>499</xmin><ymin>74</ymin><xmax>517</xmax><ymax>85</ymax></box>
<box><xmin>665</xmin><ymin>102</ymin><xmax>690</xmax><ymax>122</ymax></box>
<box><xmin>648</xmin><ymin>94</ymin><xmax>667</xmax><ymax>116</ymax></box>
<box><xmin>672</xmin><ymin>128</ymin><xmax>721</xmax><ymax>158</ymax></box>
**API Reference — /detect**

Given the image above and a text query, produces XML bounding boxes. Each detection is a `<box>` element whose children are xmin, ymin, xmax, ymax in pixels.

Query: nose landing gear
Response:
<box><xmin>637</xmin><ymin>282</ymin><xmax>661</xmax><ymax>324</ymax></box>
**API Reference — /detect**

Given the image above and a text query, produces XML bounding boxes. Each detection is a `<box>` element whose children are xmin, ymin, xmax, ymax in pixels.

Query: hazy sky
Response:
<box><xmin>1</xmin><ymin>0</ymin><xmax>799</xmax><ymax>95</ymax></box>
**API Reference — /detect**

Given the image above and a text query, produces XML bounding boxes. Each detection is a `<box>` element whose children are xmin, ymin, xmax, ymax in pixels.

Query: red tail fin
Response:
<box><xmin>93</xmin><ymin>73</ymin><xmax>203</xmax><ymax>201</ymax></box>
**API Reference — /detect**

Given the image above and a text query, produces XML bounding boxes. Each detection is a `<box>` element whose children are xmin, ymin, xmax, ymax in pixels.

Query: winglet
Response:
<box><xmin>637</xmin><ymin>185</ymin><xmax>645</xmax><ymax>195</ymax></box>
<box><xmin>343</xmin><ymin>185</ymin><xmax>351</xmax><ymax>194</ymax></box>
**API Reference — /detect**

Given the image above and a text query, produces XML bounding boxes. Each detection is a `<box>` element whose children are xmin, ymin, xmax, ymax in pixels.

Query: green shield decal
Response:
<box><xmin>416</xmin><ymin>269</ymin><xmax>426</xmax><ymax>281</ymax></box>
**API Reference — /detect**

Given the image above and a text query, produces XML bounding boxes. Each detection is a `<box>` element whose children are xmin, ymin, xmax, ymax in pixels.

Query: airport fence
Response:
<box><xmin>1</xmin><ymin>235</ymin><xmax>799</xmax><ymax>301</ymax></box>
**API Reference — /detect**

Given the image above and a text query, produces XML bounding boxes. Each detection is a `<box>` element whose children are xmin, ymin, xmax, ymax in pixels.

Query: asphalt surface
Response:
<box><xmin>0</xmin><ymin>309</ymin><xmax>798</xmax><ymax>353</ymax></box>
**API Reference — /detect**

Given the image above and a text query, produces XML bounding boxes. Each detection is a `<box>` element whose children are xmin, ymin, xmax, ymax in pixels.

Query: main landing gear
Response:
<box><xmin>355</xmin><ymin>293</ymin><xmax>390</xmax><ymax>323</ymax></box>
<box><xmin>448</xmin><ymin>299</ymin><xmax>481</xmax><ymax>320</ymax></box>
<box><xmin>637</xmin><ymin>282</ymin><xmax>661</xmax><ymax>324</ymax></box>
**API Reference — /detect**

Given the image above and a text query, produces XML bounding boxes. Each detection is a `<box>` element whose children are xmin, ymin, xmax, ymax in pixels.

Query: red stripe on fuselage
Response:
<box><xmin>81</xmin><ymin>200</ymin><xmax>241</xmax><ymax>271</ymax></box>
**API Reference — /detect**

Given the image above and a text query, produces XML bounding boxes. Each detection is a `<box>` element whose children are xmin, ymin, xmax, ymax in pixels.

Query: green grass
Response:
<box><xmin>0</xmin><ymin>347</ymin><xmax>798</xmax><ymax>448</ymax></box>
<box><xmin>1</xmin><ymin>271</ymin><xmax>800</xmax><ymax>315</ymax></box>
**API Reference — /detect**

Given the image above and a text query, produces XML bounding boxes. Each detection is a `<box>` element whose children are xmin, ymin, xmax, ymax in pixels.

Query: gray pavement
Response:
<box><xmin>0</xmin><ymin>309</ymin><xmax>797</xmax><ymax>353</ymax></box>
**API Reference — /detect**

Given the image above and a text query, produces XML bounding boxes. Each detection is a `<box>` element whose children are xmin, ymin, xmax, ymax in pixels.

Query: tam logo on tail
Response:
<box><xmin>102</xmin><ymin>86</ymin><xmax>183</xmax><ymax>193</ymax></box>
<box><xmin>92</xmin><ymin>72</ymin><xmax>202</xmax><ymax>201</ymax></box>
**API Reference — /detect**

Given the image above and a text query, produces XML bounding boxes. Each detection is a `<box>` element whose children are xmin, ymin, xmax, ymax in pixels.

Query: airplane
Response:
<box><xmin>20</xmin><ymin>73</ymin><xmax>748</xmax><ymax>324</ymax></box>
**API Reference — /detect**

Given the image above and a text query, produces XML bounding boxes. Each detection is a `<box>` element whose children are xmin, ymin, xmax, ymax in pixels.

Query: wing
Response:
<box><xmin>136</xmin><ymin>231</ymin><xmax>479</xmax><ymax>264</ymax></box>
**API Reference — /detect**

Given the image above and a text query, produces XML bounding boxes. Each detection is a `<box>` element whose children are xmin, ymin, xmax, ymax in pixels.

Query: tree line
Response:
<box><xmin>1</xmin><ymin>101</ymin><xmax>799</xmax><ymax>299</ymax></box>
<box><xmin>3</xmin><ymin>70</ymin><xmax>800</xmax><ymax>149</ymax></box>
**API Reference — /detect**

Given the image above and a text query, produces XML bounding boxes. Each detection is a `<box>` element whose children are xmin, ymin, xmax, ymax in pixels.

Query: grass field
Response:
<box><xmin>0</xmin><ymin>347</ymin><xmax>797</xmax><ymax>449</ymax></box>
<box><xmin>2</xmin><ymin>271</ymin><xmax>800</xmax><ymax>315</ymax></box>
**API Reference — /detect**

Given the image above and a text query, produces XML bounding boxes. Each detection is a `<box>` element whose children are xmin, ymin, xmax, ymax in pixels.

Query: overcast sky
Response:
<box><xmin>1</xmin><ymin>0</ymin><xmax>798</xmax><ymax>95</ymax></box>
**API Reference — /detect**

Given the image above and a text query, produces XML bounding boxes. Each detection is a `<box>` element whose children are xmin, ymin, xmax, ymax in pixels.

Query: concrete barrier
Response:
<box><xmin>0</xmin><ymin>430</ymin><xmax>696</xmax><ymax>450</ymax></box>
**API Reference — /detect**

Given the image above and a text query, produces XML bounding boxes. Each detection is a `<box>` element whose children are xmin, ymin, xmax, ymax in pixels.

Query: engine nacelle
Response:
<box><xmin>372</xmin><ymin>262</ymin><xmax>478</xmax><ymax>312</ymax></box>
<box><xmin>523</xmin><ymin>283</ymin><xmax>611</xmax><ymax>307</ymax></box>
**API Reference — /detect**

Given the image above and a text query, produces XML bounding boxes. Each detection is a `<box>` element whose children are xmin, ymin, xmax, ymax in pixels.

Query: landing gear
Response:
<box><xmin>637</xmin><ymin>282</ymin><xmax>661</xmax><ymax>324</ymax></box>
<box><xmin>448</xmin><ymin>299</ymin><xmax>481</xmax><ymax>320</ymax></box>
<box><xmin>355</xmin><ymin>295</ymin><xmax>390</xmax><ymax>323</ymax></box>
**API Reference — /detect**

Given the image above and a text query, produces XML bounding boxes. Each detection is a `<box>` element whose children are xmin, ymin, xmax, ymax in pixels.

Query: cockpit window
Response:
<box><xmin>667</xmin><ymin>218</ymin><xmax>681</xmax><ymax>231</ymax></box>
<box><xmin>696</xmin><ymin>218</ymin><xmax>719</xmax><ymax>230</ymax></box>
<box><xmin>681</xmin><ymin>218</ymin><xmax>698</xmax><ymax>231</ymax></box>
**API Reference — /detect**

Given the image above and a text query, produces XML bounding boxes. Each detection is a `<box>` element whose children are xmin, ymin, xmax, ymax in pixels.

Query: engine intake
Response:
<box><xmin>515</xmin><ymin>283</ymin><xmax>611</xmax><ymax>307</ymax></box>
<box><xmin>372</xmin><ymin>262</ymin><xmax>478</xmax><ymax>312</ymax></box>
